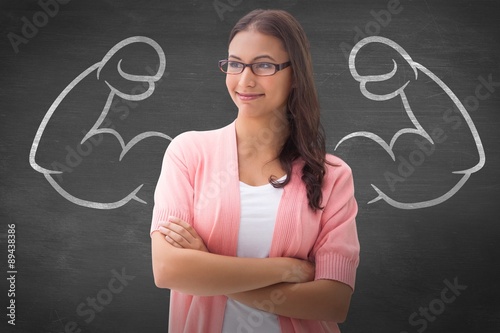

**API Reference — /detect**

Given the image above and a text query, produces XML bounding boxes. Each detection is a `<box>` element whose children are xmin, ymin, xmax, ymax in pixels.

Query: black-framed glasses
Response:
<box><xmin>218</xmin><ymin>59</ymin><xmax>291</xmax><ymax>76</ymax></box>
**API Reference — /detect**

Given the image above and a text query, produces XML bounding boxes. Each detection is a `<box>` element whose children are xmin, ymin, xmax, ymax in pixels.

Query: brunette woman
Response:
<box><xmin>151</xmin><ymin>9</ymin><xmax>360</xmax><ymax>333</ymax></box>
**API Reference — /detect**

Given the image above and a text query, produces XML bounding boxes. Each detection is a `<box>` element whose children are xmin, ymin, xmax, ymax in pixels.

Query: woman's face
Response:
<box><xmin>226</xmin><ymin>30</ymin><xmax>292</xmax><ymax>120</ymax></box>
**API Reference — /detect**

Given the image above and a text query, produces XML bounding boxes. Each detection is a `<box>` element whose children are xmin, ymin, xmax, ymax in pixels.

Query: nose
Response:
<box><xmin>238</xmin><ymin>66</ymin><xmax>256</xmax><ymax>87</ymax></box>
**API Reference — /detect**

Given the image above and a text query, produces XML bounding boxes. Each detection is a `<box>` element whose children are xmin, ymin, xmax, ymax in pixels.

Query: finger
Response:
<box><xmin>162</xmin><ymin>222</ymin><xmax>193</xmax><ymax>244</ymax></box>
<box><xmin>163</xmin><ymin>219</ymin><xmax>197</xmax><ymax>243</ymax></box>
<box><xmin>158</xmin><ymin>226</ymin><xmax>171</xmax><ymax>236</ymax></box>
<box><xmin>168</xmin><ymin>216</ymin><xmax>199</xmax><ymax>239</ymax></box>
<box><xmin>159</xmin><ymin>221</ymin><xmax>187</xmax><ymax>237</ymax></box>
<box><xmin>163</xmin><ymin>217</ymin><xmax>208</xmax><ymax>252</ymax></box>
<box><xmin>159</xmin><ymin>226</ymin><xmax>189</xmax><ymax>246</ymax></box>
<box><xmin>165</xmin><ymin>235</ymin><xmax>182</xmax><ymax>248</ymax></box>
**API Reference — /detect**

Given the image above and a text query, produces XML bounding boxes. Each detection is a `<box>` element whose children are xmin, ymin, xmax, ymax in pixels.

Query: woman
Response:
<box><xmin>151</xmin><ymin>9</ymin><xmax>360</xmax><ymax>333</ymax></box>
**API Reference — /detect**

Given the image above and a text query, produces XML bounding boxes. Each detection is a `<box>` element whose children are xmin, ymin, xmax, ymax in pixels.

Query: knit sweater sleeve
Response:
<box><xmin>310</xmin><ymin>155</ymin><xmax>360</xmax><ymax>290</ymax></box>
<box><xmin>150</xmin><ymin>132</ymin><xmax>196</xmax><ymax>235</ymax></box>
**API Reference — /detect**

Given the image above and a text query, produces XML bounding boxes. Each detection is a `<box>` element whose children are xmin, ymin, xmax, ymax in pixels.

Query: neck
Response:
<box><xmin>235</xmin><ymin>111</ymin><xmax>289</xmax><ymax>160</ymax></box>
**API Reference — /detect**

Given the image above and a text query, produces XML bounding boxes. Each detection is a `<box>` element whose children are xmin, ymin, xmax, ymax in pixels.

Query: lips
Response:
<box><xmin>236</xmin><ymin>92</ymin><xmax>264</xmax><ymax>101</ymax></box>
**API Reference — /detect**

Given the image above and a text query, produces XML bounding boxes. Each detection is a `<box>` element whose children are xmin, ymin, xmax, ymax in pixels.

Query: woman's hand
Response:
<box><xmin>158</xmin><ymin>216</ymin><xmax>208</xmax><ymax>252</ymax></box>
<box><xmin>158</xmin><ymin>217</ymin><xmax>314</xmax><ymax>283</ymax></box>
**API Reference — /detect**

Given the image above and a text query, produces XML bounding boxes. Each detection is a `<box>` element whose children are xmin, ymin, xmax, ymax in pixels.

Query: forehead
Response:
<box><xmin>228</xmin><ymin>30</ymin><xmax>288</xmax><ymax>61</ymax></box>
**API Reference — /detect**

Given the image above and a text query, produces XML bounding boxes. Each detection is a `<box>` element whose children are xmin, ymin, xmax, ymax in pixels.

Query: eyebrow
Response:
<box><xmin>228</xmin><ymin>54</ymin><xmax>277</xmax><ymax>62</ymax></box>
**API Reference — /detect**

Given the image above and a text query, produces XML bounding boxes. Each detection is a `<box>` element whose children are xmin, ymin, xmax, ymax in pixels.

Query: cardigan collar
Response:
<box><xmin>212</xmin><ymin>120</ymin><xmax>307</xmax><ymax>258</ymax></box>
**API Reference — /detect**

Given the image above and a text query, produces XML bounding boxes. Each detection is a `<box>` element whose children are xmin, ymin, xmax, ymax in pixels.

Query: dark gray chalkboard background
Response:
<box><xmin>1</xmin><ymin>0</ymin><xmax>499</xmax><ymax>332</ymax></box>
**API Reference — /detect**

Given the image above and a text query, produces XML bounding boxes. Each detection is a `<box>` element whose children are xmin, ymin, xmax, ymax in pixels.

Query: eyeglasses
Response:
<box><xmin>218</xmin><ymin>59</ymin><xmax>291</xmax><ymax>76</ymax></box>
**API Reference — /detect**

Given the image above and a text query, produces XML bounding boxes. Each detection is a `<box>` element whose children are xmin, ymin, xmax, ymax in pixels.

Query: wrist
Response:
<box><xmin>279</xmin><ymin>257</ymin><xmax>315</xmax><ymax>284</ymax></box>
<box><xmin>273</xmin><ymin>257</ymin><xmax>296</xmax><ymax>283</ymax></box>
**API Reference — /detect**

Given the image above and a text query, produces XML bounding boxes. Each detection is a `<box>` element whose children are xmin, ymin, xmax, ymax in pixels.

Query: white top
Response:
<box><xmin>221</xmin><ymin>177</ymin><xmax>285</xmax><ymax>333</ymax></box>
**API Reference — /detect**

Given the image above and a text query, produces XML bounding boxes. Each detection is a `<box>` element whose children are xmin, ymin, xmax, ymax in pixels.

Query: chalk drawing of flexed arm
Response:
<box><xmin>29</xmin><ymin>36</ymin><xmax>172</xmax><ymax>209</ymax></box>
<box><xmin>335</xmin><ymin>36</ymin><xmax>485</xmax><ymax>209</ymax></box>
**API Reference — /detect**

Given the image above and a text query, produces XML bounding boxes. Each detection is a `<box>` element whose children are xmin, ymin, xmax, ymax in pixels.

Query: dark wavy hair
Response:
<box><xmin>229</xmin><ymin>9</ymin><xmax>332</xmax><ymax>211</ymax></box>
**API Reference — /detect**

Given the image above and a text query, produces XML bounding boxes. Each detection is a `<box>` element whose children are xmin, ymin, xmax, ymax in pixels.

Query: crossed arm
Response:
<box><xmin>151</xmin><ymin>216</ymin><xmax>353</xmax><ymax>323</ymax></box>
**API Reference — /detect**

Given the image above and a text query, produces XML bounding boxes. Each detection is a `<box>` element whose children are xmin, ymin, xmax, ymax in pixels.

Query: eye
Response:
<box><xmin>228</xmin><ymin>61</ymin><xmax>243</xmax><ymax>69</ymax></box>
<box><xmin>255</xmin><ymin>62</ymin><xmax>273</xmax><ymax>69</ymax></box>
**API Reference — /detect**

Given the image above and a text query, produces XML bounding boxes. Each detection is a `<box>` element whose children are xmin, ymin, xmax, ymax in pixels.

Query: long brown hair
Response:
<box><xmin>229</xmin><ymin>9</ymin><xmax>331</xmax><ymax>211</ymax></box>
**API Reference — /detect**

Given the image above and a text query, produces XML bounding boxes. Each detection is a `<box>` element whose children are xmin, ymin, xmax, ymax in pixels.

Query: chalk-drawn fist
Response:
<box><xmin>335</xmin><ymin>36</ymin><xmax>485</xmax><ymax>209</ymax></box>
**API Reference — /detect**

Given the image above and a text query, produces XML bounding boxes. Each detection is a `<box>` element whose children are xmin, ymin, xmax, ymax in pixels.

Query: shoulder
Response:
<box><xmin>290</xmin><ymin>154</ymin><xmax>354</xmax><ymax>196</ymax></box>
<box><xmin>323</xmin><ymin>153</ymin><xmax>355</xmax><ymax>191</ymax></box>
<box><xmin>325</xmin><ymin>154</ymin><xmax>353</xmax><ymax>178</ymax></box>
<box><xmin>319</xmin><ymin>154</ymin><xmax>357</xmax><ymax>219</ymax></box>
<box><xmin>290</xmin><ymin>154</ymin><xmax>353</xmax><ymax>184</ymax></box>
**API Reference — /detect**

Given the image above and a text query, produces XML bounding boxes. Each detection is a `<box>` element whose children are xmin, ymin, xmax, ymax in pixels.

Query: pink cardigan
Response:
<box><xmin>151</xmin><ymin>120</ymin><xmax>360</xmax><ymax>333</ymax></box>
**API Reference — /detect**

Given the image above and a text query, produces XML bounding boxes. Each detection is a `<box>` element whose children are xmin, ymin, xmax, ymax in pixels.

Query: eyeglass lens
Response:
<box><xmin>220</xmin><ymin>61</ymin><xmax>277</xmax><ymax>76</ymax></box>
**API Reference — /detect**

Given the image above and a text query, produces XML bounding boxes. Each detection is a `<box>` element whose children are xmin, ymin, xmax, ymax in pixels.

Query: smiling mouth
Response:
<box><xmin>236</xmin><ymin>92</ymin><xmax>264</xmax><ymax>101</ymax></box>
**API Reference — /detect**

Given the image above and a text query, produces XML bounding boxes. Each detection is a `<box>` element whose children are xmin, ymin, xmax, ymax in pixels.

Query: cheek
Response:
<box><xmin>274</xmin><ymin>77</ymin><xmax>292</xmax><ymax>99</ymax></box>
<box><xmin>226</xmin><ymin>75</ymin><xmax>236</xmax><ymax>93</ymax></box>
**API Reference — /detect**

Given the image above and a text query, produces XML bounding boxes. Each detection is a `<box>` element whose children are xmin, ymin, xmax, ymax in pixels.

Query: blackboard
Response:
<box><xmin>1</xmin><ymin>0</ymin><xmax>499</xmax><ymax>332</ymax></box>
